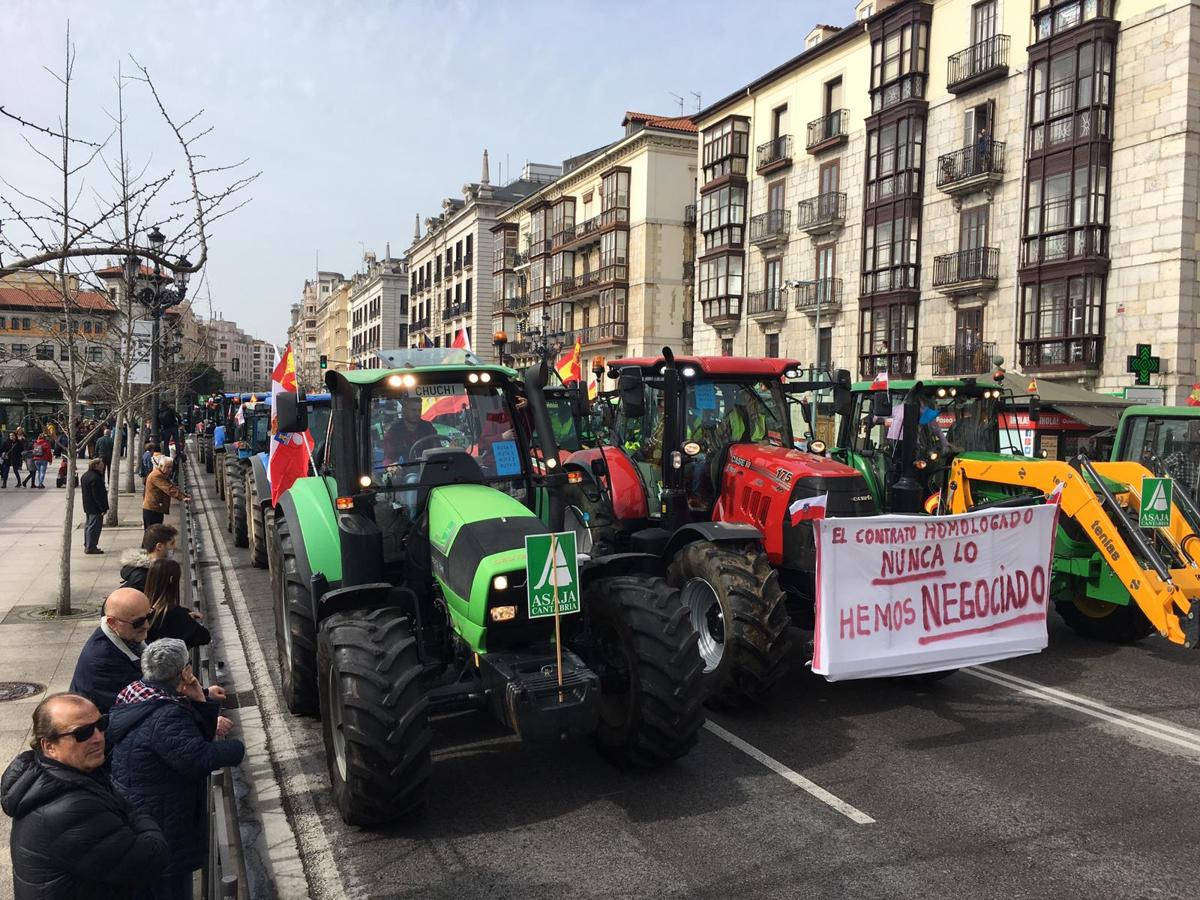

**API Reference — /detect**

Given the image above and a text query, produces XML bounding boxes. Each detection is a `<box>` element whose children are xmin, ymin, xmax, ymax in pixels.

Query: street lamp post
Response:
<box><xmin>136</xmin><ymin>227</ymin><xmax>190</xmax><ymax>446</ymax></box>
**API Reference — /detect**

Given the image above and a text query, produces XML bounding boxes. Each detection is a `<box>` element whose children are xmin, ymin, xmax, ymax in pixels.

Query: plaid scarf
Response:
<box><xmin>114</xmin><ymin>680</ymin><xmax>188</xmax><ymax>707</ymax></box>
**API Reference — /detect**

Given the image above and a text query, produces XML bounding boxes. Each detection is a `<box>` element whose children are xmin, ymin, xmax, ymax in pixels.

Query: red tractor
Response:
<box><xmin>561</xmin><ymin>349</ymin><xmax>875</xmax><ymax>706</ymax></box>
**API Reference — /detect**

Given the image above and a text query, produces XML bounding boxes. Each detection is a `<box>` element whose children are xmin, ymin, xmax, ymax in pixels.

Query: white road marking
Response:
<box><xmin>965</xmin><ymin>665</ymin><xmax>1200</xmax><ymax>755</ymax></box>
<box><xmin>703</xmin><ymin>721</ymin><xmax>875</xmax><ymax>825</ymax></box>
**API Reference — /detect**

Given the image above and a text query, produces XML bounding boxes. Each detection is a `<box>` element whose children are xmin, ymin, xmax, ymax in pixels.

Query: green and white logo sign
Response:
<box><xmin>525</xmin><ymin>531</ymin><xmax>581</xmax><ymax>619</ymax></box>
<box><xmin>1139</xmin><ymin>476</ymin><xmax>1173</xmax><ymax>528</ymax></box>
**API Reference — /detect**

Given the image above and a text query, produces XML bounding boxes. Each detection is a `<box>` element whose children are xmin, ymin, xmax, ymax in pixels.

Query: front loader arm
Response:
<box><xmin>946</xmin><ymin>456</ymin><xmax>1200</xmax><ymax>647</ymax></box>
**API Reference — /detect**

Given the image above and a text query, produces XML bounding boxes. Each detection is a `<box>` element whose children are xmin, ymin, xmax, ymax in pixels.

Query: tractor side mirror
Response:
<box><xmin>618</xmin><ymin>371</ymin><xmax>645</xmax><ymax>420</ymax></box>
<box><xmin>871</xmin><ymin>391</ymin><xmax>891</xmax><ymax>420</ymax></box>
<box><xmin>1028</xmin><ymin>395</ymin><xmax>1041</xmax><ymax>423</ymax></box>
<box><xmin>832</xmin><ymin>369</ymin><xmax>853</xmax><ymax>416</ymax></box>
<box><xmin>571</xmin><ymin>381</ymin><xmax>590</xmax><ymax>418</ymax></box>
<box><xmin>276</xmin><ymin>391</ymin><xmax>308</xmax><ymax>433</ymax></box>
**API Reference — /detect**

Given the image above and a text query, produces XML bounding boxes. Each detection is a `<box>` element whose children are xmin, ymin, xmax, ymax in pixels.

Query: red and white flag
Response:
<box><xmin>452</xmin><ymin>325</ymin><xmax>472</xmax><ymax>353</ymax></box>
<box><xmin>870</xmin><ymin>371</ymin><xmax>889</xmax><ymax>391</ymax></box>
<box><xmin>1046</xmin><ymin>481</ymin><xmax>1065</xmax><ymax>505</ymax></box>
<box><xmin>268</xmin><ymin>344</ymin><xmax>314</xmax><ymax>506</ymax></box>
<box><xmin>789</xmin><ymin>493</ymin><xmax>828</xmax><ymax>526</ymax></box>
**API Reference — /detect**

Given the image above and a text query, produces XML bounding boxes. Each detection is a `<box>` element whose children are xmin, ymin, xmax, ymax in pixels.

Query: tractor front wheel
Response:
<box><xmin>1056</xmin><ymin>595</ymin><xmax>1154</xmax><ymax>643</ymax></box>
<box><xmin>668</xmin><ymin>542</ymin><xmax>791</xmax><ymax>708</ymax></box>
<box><xmin>231</xmin><ymin>467</ymin><xmax>249</xmax><ymax>548</ymax></box>
<box><xmin>583</xmin><ymin>575</ymin><xmax>705</xmax><ymax>767</ymax></box>
<box><xmin>318</xmin><ymin>608</ymin><xmax>432</xmax><ymax>825</ymax></box>
<box><xmin>274</xmin><ymin>516</ymin><xmax>319</xmax><ymax>715</ymax></box>
<box><xmin>247</xmin><ymin>471</ymin><xmax>267</xmax><ymax>568</ymax></box>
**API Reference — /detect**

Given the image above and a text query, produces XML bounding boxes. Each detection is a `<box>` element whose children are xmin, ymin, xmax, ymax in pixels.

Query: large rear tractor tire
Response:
<box><xmin>204</xmin><ymin>442</ymin><xmax>214</xmax><ymax>473</ymax></box>
<box><xmin>582</xmin><ymin>575</ymin><xmax>705</xmax><ymax>767</ymax></box>
<box><xmin>668</xmin><ymin>541</ymin><xmax>791</xmax><ymax>709</ymax></box>
<box><xmin>231</xmin><ymin>467</ymin><xmax>248</xmax><ymax>548</ymax></box>
<box><xmin>318</xmin><ymin>608</ymin><xmax>432</xmax><ymax>826</ymax></box>
<box><xmin>274</xmin><ymin>516</ymin><xmax>319</xmax><ymax>715</ymax></box>
<box><xmin>213</xmin><ymin>452</ymin><xmax>224</xmax><ymax>496</ymax></box>
<box><xmin>1056</xmin><ymin>595</ymin><xmax>1154</xmax><ymax>643</ymax></box>
<box><xmin>247</xmin><ymin>471</ymin><xmax>267</xmax><ymax>568</ymax></box>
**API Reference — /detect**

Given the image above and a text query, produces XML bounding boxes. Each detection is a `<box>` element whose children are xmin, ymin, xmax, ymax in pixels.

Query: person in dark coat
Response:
<box><xmin>82</xmin><ymin>458</ymin><xmax>109</xmax><ymax>554</ymax></box>
<box><xmin>96</xmin><ymin>427</ymin><xmax>115</xmax><ymax>482</ymax></box>
<box><xmin>1</xmin><ymin>692</ymin><xmax>168</xmax><ymax>899</ymax></box>
<box><xmin>145</xmin><ymin>559</ymin><xmax>210</xmax><ymax>648</ymax></box>
<box><xmin>109</xmin><ymin>640</ymin><xmax>244</xmax><ymax>900</ymax></box>
<box><xmin>69</xmin><ymin>588</ymin><xmax>152</xmax><ymax>714</ymax></box>
<box><xmin>8</xmin><ymin>426</ymin><xmax>28</xmax><ymax>487</ymax></box>
<box><xmin>119</xmin><ymin>525</ymin><xmax>178</xmax><ymax>593</ymax></box>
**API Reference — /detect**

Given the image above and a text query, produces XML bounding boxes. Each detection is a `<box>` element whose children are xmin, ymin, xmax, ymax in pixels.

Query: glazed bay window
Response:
<box><xmin>550</xmin><ymin>252</ymin><xmax>574</xmax><ymax>298</ymax></box>
<box><xmin>1029</xmin><ymin>40</ymin><xmax>1113</xmax><ymax>152</ymax></box>
<box><xmin>702</xmin><ymin>118</ymin><xmax>750</xmax><ymax>184</ymax></box>
<box><xmin>859</xmin><ymin>300</ymin><xmax>917</xmax><ymax>377</ymax></box>
<box><xmin>551</xmin><ymin>200</ymin><xmax>576</xmax><ymax>246</ymax></box>
<box><xmin>1019</xmin><ymin>275</ymin><xmax>1103</xmax><ymax>368</ymax></box>
<box><xmin>1033</xmin><ymin>0</ymin><xmax>1115</xmax><ymax>43</ymax></box>
<box><xmin>530</xmin><ymin>208</ymin><xmax>549</xmax><ymax>256</ymax></box>
<box><xmin>1022</xmin><ymin>158</ymin><xmax>1108</xmax><ymax>264</ymax></box>
<box><xmin>597</xmin><ymin>288</ymin><xmax>627</xmax><ymax>340</ymax></box>
<box><xmin>529</xmin><ymin>258</ymin><xmax>546</xmax><ymax>304</ymax></box>
<box><xmin>866</xmin><ymin>115</ymin><xmax>924</xmax><ymax>205</ymax></box>
<box><xmin>601</xmin><ymin>169</ymin><xmax>630</xmax><ymax>226</ymax></box>
<box><xmin>861</xmin><ymin>212</ymin><xmax>920</xmax><ymax>293</ymax></box>
<box><xmin>699</xmin><ymin>254</ymin><xmax>744</xmax><ymax>322</ymax></box>
<box><xmin>700</xmin><ymin>183</ymin><xmax>747</xmax><ymax>251</ymax></box>
<box><xmin>870</xmin><ymin>19</ymin><xmax>929</xmax><ymax>112</ymax></box>
<box><xmin>600</xmin><ymin>231</ymin><xmax>627</xmax><ymax>282</ymax></box>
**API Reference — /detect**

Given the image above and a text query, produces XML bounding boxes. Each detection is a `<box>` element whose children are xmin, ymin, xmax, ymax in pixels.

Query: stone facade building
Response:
<box><xmin>316</xmin><ymin>279</ymin><xmax>350</xmax><ymax>373</ymax></box>
<box><xmin>348</xmin><ymin>250</ymin><xmax>407</xmax><ymax>371</ymax></box>
<box><xmin>205</xmin><ymin>316</ymin><xmax>255</xmax><ymax>392</ymax></box>
<box><xmin>691</xmin><ymin>0</ymin><xmax>1200</xmax><ymax>403</ymax></box>
<box><xmin>250</xmin><ymin>339</ymin><xmax>277</xmax><ymax>388</ymax></box>
<box><xmin>492</xmin><ymin>116</ymin><xmax>697</xmax><ymax>376</ymax></box>
<box><xmin>408</xmin><ymin>153</ymin><xmax>556</xmax><ymax>362</ymax></box>
<box><xmin>291</xmin><ymin>271</ymin><xmax>344</xmax><ymax>389</ymax></box>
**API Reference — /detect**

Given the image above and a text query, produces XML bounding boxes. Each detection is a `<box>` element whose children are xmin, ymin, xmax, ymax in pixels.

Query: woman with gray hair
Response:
<box><xmin>107</xmin><ymin>639</ymin><xmax>244</xmax><ymax>900</ymax></box>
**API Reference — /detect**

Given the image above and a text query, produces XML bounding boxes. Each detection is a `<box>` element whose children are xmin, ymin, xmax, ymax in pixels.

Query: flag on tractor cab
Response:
<box><xmin>268</xmin><ymin>344</ymin><xmax>314</xmax><ymax>505</ymax></box>
<box><xmin>452</xmin><ymin>326</ymin><xmax>472</xmax><ymax>352</ymax></box>
<box><xmin>788</xmin><ymin>493</ymin><xmax>828</xmax><ymax>526</ymax></box>
<box><xmin>870</xmin><ymin>371</ymin><xmax>888</xmax><ymax>391</ymax></box>
<box><xmin>556</xmin><ymin>337</ymin><xmax>583</xmax><ymax>385</ymax></box>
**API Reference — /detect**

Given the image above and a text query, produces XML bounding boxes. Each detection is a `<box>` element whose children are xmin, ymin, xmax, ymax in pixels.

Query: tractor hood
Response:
<box><xmin>725</xmin><ymin>442</ymin><xmax>863</xmax><ymax>483</ymax></box>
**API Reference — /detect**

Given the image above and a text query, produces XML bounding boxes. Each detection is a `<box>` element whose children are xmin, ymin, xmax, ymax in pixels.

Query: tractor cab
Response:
<box><xmin>835</xmin><ymin>377</ymin><xmax>1022</xmax><ymax>513</ymax></box>
<box><xmin>1112</xmin><ymin>406</ymin><xmax>1200</xmax><ymax>504</ymax></box>
<box><xmin>235</xmin><ymin>400</ymin><xmax>273</xmax><ymax>460</ymax></box>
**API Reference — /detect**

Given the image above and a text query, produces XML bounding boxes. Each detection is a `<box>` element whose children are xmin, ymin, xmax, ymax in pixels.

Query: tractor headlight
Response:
<box><xmin>682</xmin><ymin>441</ymin><xmax>701</xmax><ymax>456</ymax></box>
<box><xmin>480</xmin><ymin>372</ymin><xmax>491</xmax><ymax>383</ymax></box>
<box><xmin>489</xmin><ymin>605</ymin><xmax>517</xmax><ymax>622</ymax></box>
<box><xmin>809</xmin><ymin>440</ymin><xmax>826</xmax><ymax>455</ymax></box>
<box><xmin>914</xmin><ymin>459</ymin><xmax>928</xmax><ymax>470</ymax></box>
<box><xmin>492</xmin><ymin>574</ymin><xmax>509</xmax><ymax>592</ymax></box>
<box><xmin>929</xmin><ymin>451</ymin><xmax>939</xmax><ymax>462</ymax></box>
<box><xmin>682</xmin><ymin>367</ymin><xmax>696</xmax><ymax>377</ymax></box>
<box><xmin>387</xmin><ymin>375</ymin><xmax>402</xmax><ymax>388</ymax></box>
<box><xmin>468</xmin><ymin>372</ymin><xmax>479</xmax><ymax>384</ymax></box>
<box><xmin>359</xmin><ymin>475</ymin><xmax>372</xmax><ymax>488</ymax></box>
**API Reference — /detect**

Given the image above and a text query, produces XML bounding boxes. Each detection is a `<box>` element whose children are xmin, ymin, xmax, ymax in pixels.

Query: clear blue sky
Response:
<box><xmin>2</xmin><ymin>0</ymin><xmax>827</xmax><ymax>342</ymax></box>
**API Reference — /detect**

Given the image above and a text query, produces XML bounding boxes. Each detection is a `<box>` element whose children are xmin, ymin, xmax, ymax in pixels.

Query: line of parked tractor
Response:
<box><xmin>190</xmin><ymin>348</ymin><xmax>1200</xmax><ymax>826</ymax></box>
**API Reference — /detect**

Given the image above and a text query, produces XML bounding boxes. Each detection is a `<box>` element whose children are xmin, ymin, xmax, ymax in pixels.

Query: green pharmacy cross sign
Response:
<box><xmin>525</xmin><ymin>531</ymin><xmax>581</xmax><ymax>619</ymax></box>
<box><xmin>1139</xmin><ymin>476</ymin><xmax>1173</xmax><ymax>528</ymax></box>
<box><xmin>1126</xmin><ymin>344</ymin><xmax>1161</xmax><ymax>386</ymax></box>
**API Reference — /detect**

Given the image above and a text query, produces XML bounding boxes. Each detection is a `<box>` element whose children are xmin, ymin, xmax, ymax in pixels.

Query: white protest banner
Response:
<box><xmin>812</xmin><ymin>504</ymin><xmax>1058</xmax><ymax>680</ymax></box>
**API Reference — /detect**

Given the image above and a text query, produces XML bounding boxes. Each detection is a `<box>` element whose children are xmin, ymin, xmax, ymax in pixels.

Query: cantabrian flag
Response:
<box><xmin>268</xmin><ymin>345</ymin><xmax>314</xmax><ymax>505</ymax></box>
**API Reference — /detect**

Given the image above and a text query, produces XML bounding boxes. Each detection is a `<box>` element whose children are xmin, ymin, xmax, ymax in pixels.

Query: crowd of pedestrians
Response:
<box><xmin>1</xmin><ymin>426</ymin><xmax>244</xmax><ymax>899</ymax></box>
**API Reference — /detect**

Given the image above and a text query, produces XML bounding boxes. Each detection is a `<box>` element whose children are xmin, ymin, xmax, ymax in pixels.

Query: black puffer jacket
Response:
<box><xmin>1</xmin><ymin>751</ymin><xmax>168</xmax><ymax>899</ymax></box>
<box><xmin>118</xmin><ymin>548</ymin><xmax>152</xmax><ymax>592</ymax></box>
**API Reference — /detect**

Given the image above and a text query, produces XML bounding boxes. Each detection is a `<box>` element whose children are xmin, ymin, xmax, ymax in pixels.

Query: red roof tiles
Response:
<box><xmin>0</xmin><ymin>286</ymin><xmax>116</xmax><ymax>313</ymax></box>
<box><xmin>622</xmin><ymin>111</ymin><xmax>699</xmax><ymax>134</ymax></box>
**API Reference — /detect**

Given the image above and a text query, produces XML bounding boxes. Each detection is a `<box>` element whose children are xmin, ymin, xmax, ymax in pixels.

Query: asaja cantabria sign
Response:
<box><xmin>525</xmin><ymin>531</ymin><xmax>580</xmax><ymax>619</ymax></box>
<box><xmin>1139</xmin><ymin>476</ymin><xmax>1173</xmax><ymax>529</ymax></box>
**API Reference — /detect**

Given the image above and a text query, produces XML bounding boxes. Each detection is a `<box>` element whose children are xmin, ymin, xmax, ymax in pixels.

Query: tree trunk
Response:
<box><xmin>105</xmin><ymin>403</ymin><xmax>125</xmax><ymax>526</ymax></box>
<box><xmin>124</xmin><ymin>417</ymin><xmax>137</xmax><ymax>493</ymax></box>
<box><xmin>58</xmin><ymin>396</ymin><xmax>78</xmax><ymax>616</ymax></box>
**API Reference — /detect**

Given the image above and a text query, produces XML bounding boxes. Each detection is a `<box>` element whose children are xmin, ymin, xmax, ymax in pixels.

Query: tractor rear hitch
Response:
<box><xmin>479</xmin><ymin>650</ymin><xmax>601</xmax><ymax>741</ymax></box>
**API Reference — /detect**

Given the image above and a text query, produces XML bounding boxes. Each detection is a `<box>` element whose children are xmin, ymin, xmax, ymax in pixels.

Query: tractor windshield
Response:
<box><xmin>250</xmin><ymin>413</ymin><xmax>271</xmax><ymax>451</ymax></box>
<box><xmin>367</xmin><ymin>381</ymin><xmax>526</xmax><ymax>488</ymax></box>
<box><xmin>1118</xmin><ymin>415</ymin><xmax>1200</xmax><ymax>501</ymax></box>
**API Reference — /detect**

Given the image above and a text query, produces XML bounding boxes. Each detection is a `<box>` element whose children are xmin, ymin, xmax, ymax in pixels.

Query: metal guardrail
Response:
<box><xmin>181</xmin><ymin>449</ymin><xmax>248</xmax><ymax>900</ymax></box>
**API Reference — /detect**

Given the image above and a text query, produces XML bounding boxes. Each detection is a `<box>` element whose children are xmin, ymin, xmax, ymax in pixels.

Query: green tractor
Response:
<box><xmin>269</xmin><ymin>350</ymin><xmax>705</xmax><ymax>825</ymax></box>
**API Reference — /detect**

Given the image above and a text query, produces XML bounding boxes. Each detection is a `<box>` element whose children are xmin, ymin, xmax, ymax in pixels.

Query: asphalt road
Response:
<box><xmin>191</xmin><ymin>460</ymin><xmax>1200</xmax><ymax>900</ymax></box>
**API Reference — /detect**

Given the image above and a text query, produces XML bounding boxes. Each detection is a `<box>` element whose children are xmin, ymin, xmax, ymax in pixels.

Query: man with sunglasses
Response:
<box><xmin>70</xmin><ymin>588</ymin><xmax>153</xmax><ymax>714</ymax></box>
<box><xmin>1</xmin><ymin>693</ymin><xmax>168</xmax><ymax>898</ymax></box>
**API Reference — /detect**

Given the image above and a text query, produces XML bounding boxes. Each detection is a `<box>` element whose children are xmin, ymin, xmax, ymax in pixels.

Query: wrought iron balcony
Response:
<box><xmin>806</xmin><ymin>110</ymin><xmax>848</xmax><ymax>153</ymax></box>
<box><xmin>947</xmin><ymin>35</ymin><xmax>1010</xmax><ymax>94</ymax></box>
<box><xmin>749</xmin><ymin>209</ymin><xmax>791</xmax><ymax>247</ymax></box>
<box><xmin>411</xmin><ymin>316</ymin><xmax>430</xmax><ymax>330</ymax></box>
<box><xmin>747</xmin><ymin>288</ymin><xmax>786</xmax><ymax>321</ymax></box>
<box><xmin>494</xmin><ymin>291</ymin><xmax>528</xmax><ymax>315</ymax></box>
<box><xmin>756</xmin><ymin>135</ymin><xmax>793</xmax><ymax>174</ymax></box>
<box><xmin>793</xmin><ymin>278</ymin><xmax>843</xmax><ymax>314</ymax></box>
<box><xmin>702</xmin><ymin>296</ymin><xmax>741</xmax><ymax>326</ymax></box>
<box><xmin>932</xmin><ymin>247</ymin><xmax>999</xmax><ymax>294</ymax></box>
<box><xmin>1019</xmin><ymin>336</ymin><xmax>1102</xmax><ymax>373</ymax></box>
<box><xmin>936</xmin><ymin>142</ymin><xmax>1005</xmax><ymax>195</ymax></box>
<box><xmin>454</xmin><ymin>258</ymin><xmax>463</xmax><ymax>273</ymax></box>
<box><xmin>556</xmin><ymin>214</ymin><xmax>604</xmax><ymax>250</ymax></box>
<box><xmin>796</xmin><ymin>192</ymin><xmax>846</xmax><ymax>236</ymax></box>
<box><xmin>859</xmin><ymin>351</ymin><xmax>915</xmax><ymax>380</ymax></box>
<box><xmin>932</xmin><ymin>341</ymin><xmax>997</xmax><ymax>376</ymax></box>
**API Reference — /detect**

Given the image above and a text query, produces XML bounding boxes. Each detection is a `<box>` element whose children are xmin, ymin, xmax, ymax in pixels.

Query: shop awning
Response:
<box><xmin>1050</xmin><ymin>402</ymin><xmax>1125</xmax><ymax>429</ymax></box>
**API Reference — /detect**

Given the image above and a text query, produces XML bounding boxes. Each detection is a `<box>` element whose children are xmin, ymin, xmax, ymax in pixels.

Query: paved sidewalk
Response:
<box><xmin>0</xmin><ymin>482</ymin><xmax>167</xmax><ymax>898</ymax></box>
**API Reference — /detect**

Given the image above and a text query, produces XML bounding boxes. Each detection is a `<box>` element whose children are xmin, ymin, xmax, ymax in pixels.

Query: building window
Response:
<box><xmin>600</xmin><ymin>231</ymin><xmax>627</xmax><ymax>278</ymax></box>
<box><xmin>465</xmin><ymin>234</ymin><xmax>473</xmax><ymax>265</ymax></box>
<box><xmin>861</xmin><ymin>212</ymin><xmax>920</xmax><ymax>294</ymax></box>
<box><xmin>699</xmin><ymin>254</ymin><xmax>743</xmax><ymax>303</ymax></box>
<box><xmin>700</xmin><ymin>184</ymin><xmax>746</xmax><ymax>251</ymax></box>
<box><xmin>859</xmin><ymin>299</ymin><xmax>917</xmax><ymax>377</ymax></box>
<box><xmin>866</xmin><ymin>115</ymin><xmax>924</xmax><ymax>206</ymax></box>
<box><xmin>531</xmin><ymin>208</ymin><xmax>548</xmax><ymax>255</ymax></box>
<box><xmin>231</xmin><ymin>358</ymin><xmax>240</xmax><ymax>372</ymax></box>
<box><xmin>601</xmin><ymin>170</ymin><xmax>630</xmax><ymax>225</ymax></box>
<box><xmin>1019</xmin><ymin>275</ymin><xmax>1103</xmax><ymax>369</ymax></box>
<box><xmin>1029</xmin><ymin>40</ymin><xmax>1113</xmax><ymax>153</ymax></box>
<box><xmin>0</xmin><ymin>319</ymin><xmax>5</xmax><ymax>331</ymax></box>
<box><xmin>33</xmin><ymin>344</ymin><xmax>53</xmax><ymax>360</ymax></box>
<box><xmin>702</xmin><ymin>118</ymin><xmax>750</xmax><ymax>184</ymax></box>
<box><xmin>87</xmin><ymin>346</ymin><xmax>103</xmax><ymax>363</ymax></box>
<box><xmin>1033</xmin><ymin>0</ymin><xmax>1114</xmax><ymax>43</ymax></box>
<box><xmin>870</xmin><ymin>20</ymin><xmax>929</xmax><ymax>112</ymax></box>
<box><xmin>21</xmin><ymin>318</ymin><xmax>30</xmax><ymax>330</ymax></box>
<box><xmin>721</xmin><ymin>338</ymin><xmax>733</xmax><ymax>357</ymax></box>
<box><xmin>765</xmin><ymin>333</ymin><xmax>780</xmax><ymax>358</ymax></box>
<box><xmin>1022</xmin><ymin>160</ymin><xmax>1108</xmax><ymax>264</ymax></box>
<box><xmin>551</xmin><ymin>199</ymin><xmax>576</xmax><ymax>244</ymax></box>
<box><xmin>465</xmin><ymin>279</ymin><xmax>472</xmax><ymax>310</ymax></box>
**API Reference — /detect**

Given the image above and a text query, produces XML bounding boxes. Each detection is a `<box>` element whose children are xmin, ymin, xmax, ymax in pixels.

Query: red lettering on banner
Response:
<box><xmin>917</xmin><ymin>612</ymin><xmax>1045</xmax><ymax>645</ymax></box>
<box><xmin>855</xmin><ymin>605</ymin><xmax>870</xmax><ymax>637</ymax></box>
<box><xmin>840</xmin><ymin>607</ymin><xmax>856</xmax><ymax>639</ymax></box>
<box><xmin>832</xmin><ymin>526</ymin><xmax>847</xmax><ymax>545</ymax></box>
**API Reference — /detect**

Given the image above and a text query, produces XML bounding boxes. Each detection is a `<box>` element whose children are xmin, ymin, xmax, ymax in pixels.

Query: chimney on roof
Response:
<box><xmin>478</xmin><ymin>149</ymin><xmax>494</xmax><ymax>200</ymax></box>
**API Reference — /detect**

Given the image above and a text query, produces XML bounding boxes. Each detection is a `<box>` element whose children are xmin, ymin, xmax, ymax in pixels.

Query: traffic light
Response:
<box><xmin>319</xmin><ymin>354</ymin><xmax>328</xmax><ymax>370</ymax></box>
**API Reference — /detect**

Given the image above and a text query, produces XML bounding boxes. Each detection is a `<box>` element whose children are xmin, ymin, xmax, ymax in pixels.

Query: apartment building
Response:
<box><xmin>692</xmin><ymin>0</ymin><xmax>1200</xmax><ymax>403</ymax></box>
<box><xmin>348</xmin><ymin>249</ymin><xmax>407</xmax><ymax>370</ymax></box>
<box><xmin>291</xmin><ymin>271</ymin><xmax>344</xmax><ymax>389</ymax></box>
<box><xmin>492</xmin><ymin>115</ymin><xmax>697</xmax><ymax>374</ymax></box>
<box><xmin>250</xmin><ymin>339</ymin><xmax>278</xmax><ymax>388</ymax></box>
<box><xmin>316</xmin><ymin>278</ymin><xmax>350</xmax><ymax>372</ymax></box>
<box><xmin>408</xmin><ymin>153</ymin><xmax>556</xmax><ymax>362</ymax></box>
<box><xmin>206</xmin><ymin>316</ymin><xmax>255</xmax><ymax>392</ymax></box>
<box><xmin>0</xmin><ymin>270</ymin><xmax>114</xmax><ymax>367</ymax></box>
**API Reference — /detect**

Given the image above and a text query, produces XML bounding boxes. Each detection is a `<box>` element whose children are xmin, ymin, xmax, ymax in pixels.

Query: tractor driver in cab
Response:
<box><xmin>716</xmin><ymin>386</ymin><xmax>770</xmax><ymax>447</ymax></box>
<box><xmin>382</xmin><ymin>396</ymin><xmax>437</xmax><ymax>464</ymax></box>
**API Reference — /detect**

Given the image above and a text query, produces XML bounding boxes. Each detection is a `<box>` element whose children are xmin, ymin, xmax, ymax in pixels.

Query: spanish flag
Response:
<box><xmin>556</xmin><ymin>337</ymin><xmax>583</xmax><ymax>386</ymax></box>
